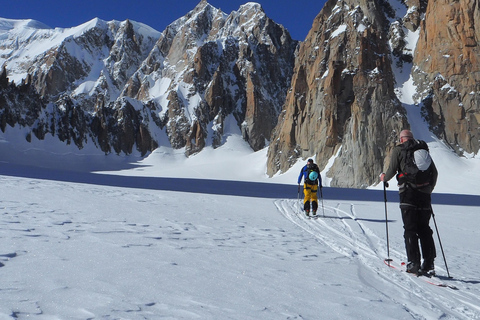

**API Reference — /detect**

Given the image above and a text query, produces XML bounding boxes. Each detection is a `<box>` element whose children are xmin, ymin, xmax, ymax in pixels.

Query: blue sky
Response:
<box><xmin>2</xmin><ymin>0</ymin><xmax>327</xmax><ymax>40</ymax></box>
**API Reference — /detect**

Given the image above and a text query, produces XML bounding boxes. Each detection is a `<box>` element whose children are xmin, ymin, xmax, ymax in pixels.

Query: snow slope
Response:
<box><xmin>1</xmin><ymin>130</ymin><xmax>480</xmax><ymax>319</ymax></box>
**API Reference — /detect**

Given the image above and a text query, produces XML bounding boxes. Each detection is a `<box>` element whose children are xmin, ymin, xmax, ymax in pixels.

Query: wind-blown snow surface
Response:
<box><xmin>1</xmin><ymin>132</ymin><xmax>480</xmax><ymax>319</ymax></box>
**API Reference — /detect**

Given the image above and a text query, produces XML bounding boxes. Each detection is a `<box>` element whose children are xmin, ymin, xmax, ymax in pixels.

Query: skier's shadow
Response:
<box><xmin>436</xmin><ymin>275</ymin><xmax>480</xmax><ymax>285</ymax></box>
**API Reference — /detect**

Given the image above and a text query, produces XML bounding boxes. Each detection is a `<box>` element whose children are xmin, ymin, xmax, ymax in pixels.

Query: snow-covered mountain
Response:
<box><xmin>0</xmin><ymin>17</ymin><xmax>160</xmax><ymax>95</ymax></box>
<box><xmin>2</xmin><ymin>0</ymin><xmax>480</xmax><ymax>188</ymax></box>
<box><xmin>0</xmin><ymin>0</ymin><xmax>297</xmax><ymax>157</ymax></box>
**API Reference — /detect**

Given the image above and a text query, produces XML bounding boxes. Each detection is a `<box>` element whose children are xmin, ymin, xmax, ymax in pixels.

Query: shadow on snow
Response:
<box><xmin>1</xmin><ymin>163</ymin><xmax>479</xmax><ymax>207</ymax></box>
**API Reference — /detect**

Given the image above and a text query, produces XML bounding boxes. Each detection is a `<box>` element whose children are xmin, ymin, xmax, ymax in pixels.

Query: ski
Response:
<box><xmin>303</xmin><ymin>210</ymin><xmax>320</xmax><ymax>218</ymax></box>
<box><xmin>384</xmin><ymin>259</ymin><xmax>458</xmax><ymax>290</ymax></box>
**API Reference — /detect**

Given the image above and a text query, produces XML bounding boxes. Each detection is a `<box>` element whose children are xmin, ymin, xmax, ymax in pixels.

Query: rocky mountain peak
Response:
<box><xmin>266</xmin><ymin>0</ymin><xmax>480</xmax><ymax>188</ymax></box>
<box><xmin>238</xmin><ymin>2</ymin><xmax>264</xmax><ymax>15</ymax></box>
<box><xmin>1</xmin><ymin>2</ymin><xmax>297</xmax><ymax>157</ymax></box>
<box><xmin>121</xmin><ymin>1</ymin><xmax>297</xmax><ymax>155</ymax></box>
<box><xmin>266</xmin><ymin>0</ymin><xmax>409</xmax><ymax>187</ymax></box>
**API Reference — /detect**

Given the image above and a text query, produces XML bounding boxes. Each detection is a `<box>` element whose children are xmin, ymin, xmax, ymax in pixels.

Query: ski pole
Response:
<box><xmin>297</xmin><ymin>184</ymin><xmax>301</xmax><ymax>215</ymax></box>
<box><xmin>431</xmin><ymin>211</ymin><xmax>451</xmax><ymax>278</ymax></box>
<box><xmin>383</xmin><ymin>181</ymin><xmax>392</xmax><ymax>265</ymax></box>
<box><xmin>320</xmin><ymin>186</ymin><xmax>325</xmax><ymax>217</ymax></box>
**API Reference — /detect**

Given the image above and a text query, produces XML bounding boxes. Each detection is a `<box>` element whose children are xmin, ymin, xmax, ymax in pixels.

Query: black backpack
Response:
<box><xmin>305</xmin><ymin>164</ymin><xmax>320</xmax><ymax>184</ymax></box>
<box><xmin>398</xmin><ymin>139</ymin><xmax>434</xmax><ymax>187</ymax></box>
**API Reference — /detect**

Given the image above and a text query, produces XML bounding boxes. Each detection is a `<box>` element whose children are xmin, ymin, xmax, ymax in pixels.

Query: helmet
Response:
<box><xmin>308</xmin><ymin>171</ymin><xmax>319</xmax><ymax>181</ymax></box>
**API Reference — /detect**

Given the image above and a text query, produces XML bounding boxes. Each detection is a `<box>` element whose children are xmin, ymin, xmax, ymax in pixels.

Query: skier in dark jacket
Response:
<box><xmin>380</xmin><ymin>129</ymin><xmax>438</xmax><ymax>274</ymax></box>
<box><xmin>298</xmin><ymin>159</ymin><xmax>322</xmax><ymax>216</ymax></box>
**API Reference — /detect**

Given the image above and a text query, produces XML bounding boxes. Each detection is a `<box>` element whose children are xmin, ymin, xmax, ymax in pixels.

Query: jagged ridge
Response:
<box><xmin>0</xmin><ymin>1</ymin><xmax>297</xmax><ymax>157</ymax></box>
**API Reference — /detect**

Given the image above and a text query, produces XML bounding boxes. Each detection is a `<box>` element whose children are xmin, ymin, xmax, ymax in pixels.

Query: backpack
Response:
<box><xmin>398</xmin><ymin>139</ymin><xmax>434</xmax><ymax>187</ymax></box>
<box><xmin>305</xmin><ymin>164</ymin><xmax>320</xmax><ymax>184</ymax></box>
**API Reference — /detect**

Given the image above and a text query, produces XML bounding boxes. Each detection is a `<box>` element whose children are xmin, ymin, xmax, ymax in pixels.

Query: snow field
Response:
<box><xmin>1</xmin><ymin>168</ymin><xmax>480</xmax><ymax>319</ymax></box>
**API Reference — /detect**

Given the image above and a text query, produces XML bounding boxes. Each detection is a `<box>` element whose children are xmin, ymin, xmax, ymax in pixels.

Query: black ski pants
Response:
<box><xmin>399</xmin><ymin>187</ymin><xmax>436</xmax><ymax>264</ymax></box>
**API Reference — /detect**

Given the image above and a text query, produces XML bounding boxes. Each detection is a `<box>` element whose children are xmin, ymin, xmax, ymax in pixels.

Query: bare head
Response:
<box><xmin>399</xmin><ymin>130</ymin><xmax>414</xmax><ymax>143</ymax></box>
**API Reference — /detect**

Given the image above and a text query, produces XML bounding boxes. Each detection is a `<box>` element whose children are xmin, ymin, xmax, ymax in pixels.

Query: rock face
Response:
<box><xmin>0</xmin><ymin>67</ymin><xmax>45</xmax><ymax>133</ymax></box>
<box><xmin>124</xmin><ymin>1</ymin><xmax>297</xmax><ymax>155</ymax></box>
<box><xmin>267</xmin><ymin>0</ymin><xmax>409</xmax><ymax>187</ymax></box>
<box><xmin>1</xmin><ymin>18</ymin><xmax>162</xmax><ymax>156</ymax></box>
<box><xmin>0</xmin><ymin>1</ymin><xmax>297</xmax><ymax>157</ymax></box>
<box><xmin>413</xmin><ymin>0</ymin><xmax>480</xmax><ymax>155</ymax></box>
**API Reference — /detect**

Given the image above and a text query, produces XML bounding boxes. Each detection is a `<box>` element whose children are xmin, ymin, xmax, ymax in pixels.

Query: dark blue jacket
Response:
<box><xmin>298</xmin><ymin>164</ymin><xmax>321</xmax><ymax>186</ymax></box>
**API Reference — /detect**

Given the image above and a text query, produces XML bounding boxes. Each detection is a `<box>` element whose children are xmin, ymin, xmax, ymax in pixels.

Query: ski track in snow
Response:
<box><xmin>275</xmin><ymin>199</ymin><xmax>480</xmax><ymax>320</ymax></box>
